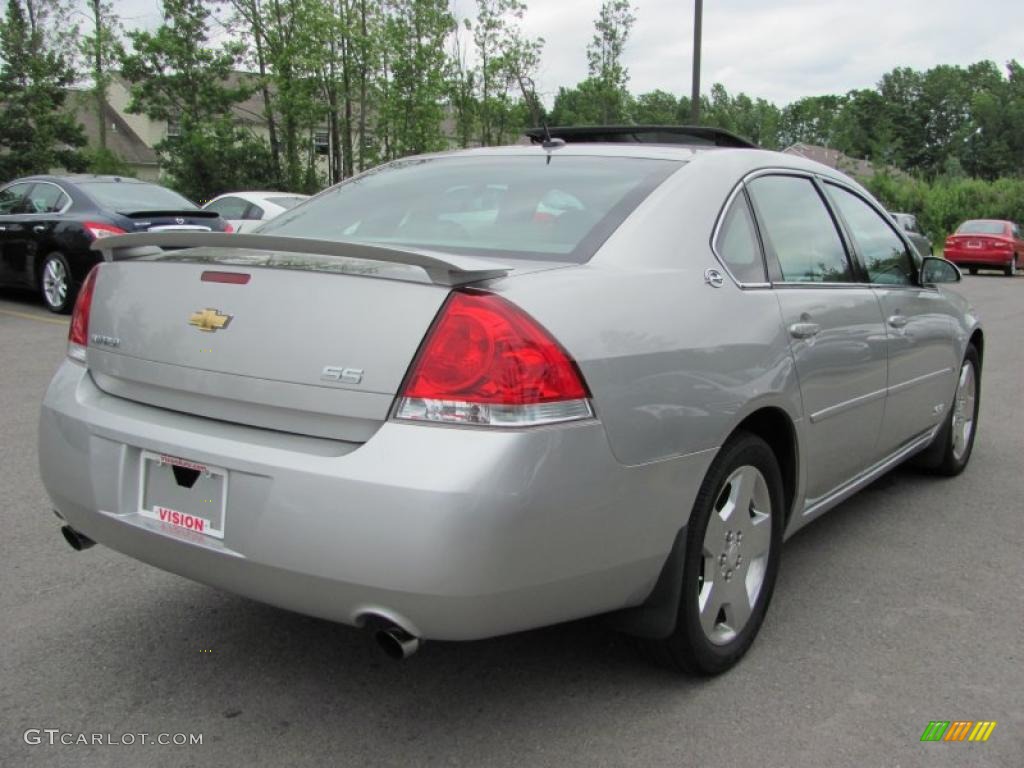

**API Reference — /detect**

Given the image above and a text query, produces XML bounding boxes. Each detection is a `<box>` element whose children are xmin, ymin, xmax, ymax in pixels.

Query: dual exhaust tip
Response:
<box><xmin>59</xmin><ymin>522</ymin><xmax>423</xmax><ymax>659</ymax></box>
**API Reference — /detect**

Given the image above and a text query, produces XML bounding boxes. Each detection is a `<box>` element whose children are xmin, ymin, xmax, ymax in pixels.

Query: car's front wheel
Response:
<box><xmin>641</xmin><ymin>431</ymin><xmax>784</xmax><ymax>675</ymax></box>
<box><xmin>1007</xmin><ymin>256</ymin><xmax>1019</xmax><ymax>277</ymax></box>
<box><xmin>39</xmin><ymin>252</ymin><xmax>77</xmax><ymax>314</ymax></box>
<box><xmin>913</xmin><ymin>345</ymin><xmax>980</xmax><ymax>476</ymax></box>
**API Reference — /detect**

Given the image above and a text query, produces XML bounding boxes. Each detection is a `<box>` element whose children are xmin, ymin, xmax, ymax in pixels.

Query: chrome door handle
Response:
<box><xmin>789</xmin><ymin>322</ymin><xmax>821</xmax><ymax>339</ymax></box>
<box><xmin>0</xmin><ymin>225</ymin><xmax>6</xmax><ymax>231</ymax></box>
<box><xmin>887</xmin><ymin>314</ymin><xmax>908</xmax><ymax>329</ymax></box>
<box><xmin>32</xmin><ymin>224</ymin><xmax>46</xmax><ymax>233</ymax></box>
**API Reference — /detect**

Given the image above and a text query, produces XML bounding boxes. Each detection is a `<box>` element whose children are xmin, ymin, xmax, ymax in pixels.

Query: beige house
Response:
<box><xmin>782</xmin><ymin>143</ymin><xmax>877</xmax><ymax>180</ymax></box>
<box><xmin>72</xmin><ymin>74</ymin><xmax>332</xmax><ymax>184</ymax></box>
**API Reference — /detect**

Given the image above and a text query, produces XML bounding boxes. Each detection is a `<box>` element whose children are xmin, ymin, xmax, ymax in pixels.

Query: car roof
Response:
<box><xmin>18</xmin><ymin>174</ymin><xmax>154</xmax><ymax>185</ymax></box>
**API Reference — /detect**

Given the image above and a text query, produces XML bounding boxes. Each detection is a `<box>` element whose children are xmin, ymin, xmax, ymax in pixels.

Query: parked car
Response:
<box><xmin>944</xmin><ymin>219</ymin><xmax>1024</xmax><ymax>276</ymax></box>
<box><xmin>890</xmin><ymin>212</ymin><xmax>932</xmax><ymax>258</ymax></box>
<box><xmin>39</xmin><ymin>127</ymin><xmax>982</xmax><ymax>675</ymax></box>
<box><xmin>0</xmin><ymin>175</ymin><xmax>232</xmax><ymax>312</ymax></box>
<box><xmin>202</xmin><ymin>191</ymin><xmax>309</xmax><ymax>233</ymax></box>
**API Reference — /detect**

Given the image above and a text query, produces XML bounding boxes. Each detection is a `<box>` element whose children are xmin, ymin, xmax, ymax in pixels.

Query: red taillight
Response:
<box><xmin>68</xmin><ymin>266</ymin><xmax>100</xmax><ymax>362</ymax></box>
<box><xmin>223</xmin><ymin>222</ymin><xmax>235</xmax><ymax>233</ymax></box>
<box><xmin>395</xmin><ymin>290</ymin><xmax>592</xmax><ymax>427</ymax></box>
<box><xmin>83</xmin><ymin>221</ymin><xmax>126</xmax><ymax>240</ymax></box>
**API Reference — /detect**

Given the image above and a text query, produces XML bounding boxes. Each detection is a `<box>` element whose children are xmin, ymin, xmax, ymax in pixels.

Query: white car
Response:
<box><xmin>202</xmin><ymin>191</ymin><xmax>309</xmax><ymax>233</ymax></box>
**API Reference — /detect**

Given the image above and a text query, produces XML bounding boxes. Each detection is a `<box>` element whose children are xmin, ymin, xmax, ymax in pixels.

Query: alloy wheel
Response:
<box><xmin>951</xmin><ymin>360</ymin><xmax>977</xmax><ymax>461</ymax></box>
<box><xmin>698</xmin><ymin>465</ymin><xmax>772</xmax><ymax>646</ymax></box>
<box><xmin>42</xmin><ymin>258</ymin><xmax>68</xmax><ymax>309</ymax></box>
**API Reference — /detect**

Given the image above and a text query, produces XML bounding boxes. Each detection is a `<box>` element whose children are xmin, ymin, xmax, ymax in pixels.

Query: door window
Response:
<box><xmin>746</xmin><ymin>175</ymin><xmax>852</xmax><ymax>283</ymax></box>
<box><xmin>205</xmin><ymin>196</ymin><xmax>250</xmax><ymax>220</ymax></box>
<box><xmin>0</xmin><ymin>182</ymin><xmax>32</xmax><ymax>214</ymax></box>
<box><xmin>827</xmin><ymin>185</ymin><xmax>916</xmax><ymax>285</ymax></box>
<box><xmin>715</xmin><ymin>192</ymin><xmax>766</xmax><ymax>282</ymax></box>
<box><xmin>26</xmin><ymin>183</ymin><xmax>68</xmax><ymax>213</ymax></box>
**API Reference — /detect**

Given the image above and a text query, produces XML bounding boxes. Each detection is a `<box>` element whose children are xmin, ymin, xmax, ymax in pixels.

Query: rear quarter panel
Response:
<box><xmin>491</xmin><ymin>154</ymin><xmax>804</xmax><ymax>468</ymax></box>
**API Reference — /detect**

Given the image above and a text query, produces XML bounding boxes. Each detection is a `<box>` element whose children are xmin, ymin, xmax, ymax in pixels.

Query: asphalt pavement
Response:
<box><xmin>1</xmin><ymin>275</ymin><xmax>1021</xmax><ymax>767</ymax></box>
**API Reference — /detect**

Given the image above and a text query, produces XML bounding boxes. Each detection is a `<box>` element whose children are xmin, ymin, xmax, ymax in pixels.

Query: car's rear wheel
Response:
<box><xmin>968</xmin><ymin>267</ymin><xmax>978</xmax><ymax>275</ymax></box>
<box><xmin>912</xmin><ymin>345</ymin><xmax>980</xmax><ymax>476</ymax></box>
<box><xmin>40</xmin><ymin>252</ymin><xmax>77</xmax><ymax>314</ymax></box>
<box><xmin>1007</xmin><ymin>256</ymin><xmax>1019</xmax><ymax>277</ymax></box>
<box><xmin>640</xmin><ymin>431</ymin><xmax>784</xmax><ymax>675</ymax></box>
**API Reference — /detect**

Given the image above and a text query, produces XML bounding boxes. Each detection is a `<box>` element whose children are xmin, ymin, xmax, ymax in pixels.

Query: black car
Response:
<box><xmin>0</xmin><ymin>175</ymin><xmax>231</xmax><ymax>313</ymax></box>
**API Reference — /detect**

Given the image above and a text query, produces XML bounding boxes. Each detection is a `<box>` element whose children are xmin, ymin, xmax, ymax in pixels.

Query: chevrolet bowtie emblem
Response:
<box><xmin>189</xmin><ymin>308</ymin><xmax>232</xmax><ymax>332</ymax></box>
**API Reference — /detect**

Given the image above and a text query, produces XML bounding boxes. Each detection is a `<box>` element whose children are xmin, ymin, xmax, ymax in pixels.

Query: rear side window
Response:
<box><xmin>827</xmin><ymin>185</ymin><xmax>915</xmax><ymax>285</ymax></box>
<box><xmin>715</xmin><ymin>192</ymin><xmax>765</xmax><ymax>283</ymax></box>
<box><xmin>746</xmin><ymin>175</ymin><xmax>852</xmax><ymax>283</ymax></box>
<box><xmin>26</xmin><ymin>183</ymin><xmax>68</xmax><ymax>213</ymax></box>
<box><xmin>260</xmin><ymin>156</ymin><xmax>682</xmax><ymax>263</ymax></box>
<box><xmin>0</xmin><ymin>182</ymin><xmax>32</xmax><ymax>214</ymax></box>
<box><xmin>205</xmin><ymin>196</ymin><xmax>250</xmax><ymax>219</ymax></box>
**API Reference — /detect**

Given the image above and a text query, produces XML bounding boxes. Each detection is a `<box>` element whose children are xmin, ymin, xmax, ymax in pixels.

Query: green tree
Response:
<box><xmin>586</xmin><ymin>0</ymin><xmax>634</xmax><ymax>123</ymax></box>
<box><xmin>79</xmin><ymin>0</ymin><xmax>123</xmax><ymax>152</ymax></box>
<box><xmin>632</xmin><ymin>89</ymin><xmax>677</xmax><ymax>124</ymax></box>
<box><xmin>0</xmin><ymin>0</ymin><xmax>85</xmax><ymax>179</ymax></box>
<box><xmin>121</xmin><ymin>0</ymin><xmax>267</xmax><ymax>200</ymax></box>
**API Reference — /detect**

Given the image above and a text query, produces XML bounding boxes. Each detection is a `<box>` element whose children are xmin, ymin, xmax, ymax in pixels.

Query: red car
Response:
<box><xmin>944</xmin><ymin>219</ymin><xmax>1024</xmax><ymax>276</ymax></box>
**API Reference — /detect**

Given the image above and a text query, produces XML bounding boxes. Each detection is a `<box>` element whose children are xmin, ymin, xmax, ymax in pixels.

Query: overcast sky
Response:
<box><xmin>112</xmin><ymin>0</ymin><xmax>1023</xmax><ymax>106</ymax></box>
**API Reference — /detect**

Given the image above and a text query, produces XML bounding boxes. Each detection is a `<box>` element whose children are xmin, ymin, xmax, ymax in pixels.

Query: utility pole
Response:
<box><xmin>690</xmin><ymin>0</ymin><xmax>702</xmax><ymax>124</ymax></box>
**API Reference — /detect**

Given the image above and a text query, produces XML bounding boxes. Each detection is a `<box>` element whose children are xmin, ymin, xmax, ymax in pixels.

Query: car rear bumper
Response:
<box><xmin>39</xmin><ymin>360</ymin><xmax>714</xmax><ymax>640</ymax></box>
<box><xmin>945</xmin><ymin>248</ymin><xmax>1013</xmax><ymax>267</ymax></box>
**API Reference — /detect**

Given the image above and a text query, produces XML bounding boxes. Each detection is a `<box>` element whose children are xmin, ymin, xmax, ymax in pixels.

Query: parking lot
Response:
<box><xmin>1</xmin><ymin>275</ymin><xmax>1021</xmax><ymax>767</ymax></box>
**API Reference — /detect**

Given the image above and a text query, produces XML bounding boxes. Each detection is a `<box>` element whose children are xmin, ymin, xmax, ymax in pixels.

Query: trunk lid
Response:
<box><xmin>120</xmin><ymin>210</ymin><xmax>225</xmax><ymax>232</ymax></box>
<box><xmin>84</xmin><ymin>242</ymin><xmax>568</xmax><ymax>442</ymax></box>
<box><xmin>86</xmin><ymin>258</ymin><xmax>451</xmax><ymax>442</ymax></box>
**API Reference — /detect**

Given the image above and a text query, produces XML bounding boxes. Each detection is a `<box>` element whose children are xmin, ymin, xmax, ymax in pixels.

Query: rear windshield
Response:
<box><xmin>956</xmin><ymin>220</ymin><xmax>1006</xmax><ymax>235</ymax></box>
<box><xmin>259</xmin><ymin>155</ymin><xmax>682</xmax><ymax>262</ymax></box>
<box><xmin>79</xmin><ymin>181</ymin><xmax>197</xmax><ymax>213</ymax></box>
<box><xmin>266</xmin><ymin>195</ymin><xmax>307</xmax><ymax>210</ymax></box>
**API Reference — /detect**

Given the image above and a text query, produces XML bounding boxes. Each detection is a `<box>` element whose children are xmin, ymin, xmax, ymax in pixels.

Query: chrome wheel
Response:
<box><xmin>42</xmin><ymin>257</ymin><xmax>68</xmax><ymax>309</ymax></box>
<box><xmin>951</xmin><ymin>361</ymin><xmax>976</xmax><ymax>461</ymax></box>
<box><xmin>698</xmin><ymin>465</ymin><xmax>772</xmax><ymax>646</ymax></box>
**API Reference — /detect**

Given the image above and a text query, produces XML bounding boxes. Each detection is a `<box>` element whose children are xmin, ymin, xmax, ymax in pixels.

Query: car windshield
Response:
<box><xmin>78</xmin><ymin>181</ymin><xmax>197</xmax><ymax>213</ymax></box>
<box><xmin>266</xmin><ymin>196</ymin><xmax>307</xmax><ymax>210</ymax></box>
<box><xmin>259</xmin><ymin>155</ymin><xmax>682</xmax><ymax>262</ymax></box>
<box><xmin>957</xmin><ymin>220</ymin><xmax>1006</xmax><ymax>235</ymax></box>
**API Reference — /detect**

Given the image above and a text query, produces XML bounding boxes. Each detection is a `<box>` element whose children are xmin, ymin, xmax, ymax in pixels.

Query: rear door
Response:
<box><xmin>825</xmin><ymin>183</ymin><xmax>958</xmax><ymax>454</ymax></box>
<box><xmin>0</xmin><ymin>182</ymin><xmax>34</xmax><ymax>285</ymax></box>
<box><xmin>747</xmin><ymin>173</ymin><xmax>889</xmax><ymax>502</ymax></box>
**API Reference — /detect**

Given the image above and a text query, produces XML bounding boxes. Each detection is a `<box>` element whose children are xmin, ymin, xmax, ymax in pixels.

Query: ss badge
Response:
<box><xmin>321</xmin><ymin>366</ymin><xmax>364</xmax><ymax>385</ymax></box>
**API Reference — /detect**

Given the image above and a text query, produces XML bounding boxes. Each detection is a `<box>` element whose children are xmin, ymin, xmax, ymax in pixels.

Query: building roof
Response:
<box><xmin>782</xmin><ymin>143</ymin><xmax>876</xmax><ymax>179</ymax></box>
<box><xmin>68</xmin><ymin>90</ymin><xmax>159</xmax><ymax>166</ymax></box>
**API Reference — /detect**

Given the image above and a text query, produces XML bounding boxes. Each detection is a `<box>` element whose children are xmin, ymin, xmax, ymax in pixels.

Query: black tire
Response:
<box><xmin>39</xmin><ymin>252</ymin><xmax>78</xmax><ymax>314</ymax></box>
<box><xmin>1007</xmin><ymin>256</ymin><xmax>1019</xmax><ymax>277</ymax></box>
<box><xmin>969</xmin><ymin>267</ymin><xmax>978</xmax><ymax>275</ymax></box>
<box><xmin>640</xmin><ymin>431</ymin><xmax>784</xmax><ymax>675</ymax></box>
<box><xmin>912</xmin><ymin>345</ymin><xmax>981</xmax><ymax>476</ymax></box>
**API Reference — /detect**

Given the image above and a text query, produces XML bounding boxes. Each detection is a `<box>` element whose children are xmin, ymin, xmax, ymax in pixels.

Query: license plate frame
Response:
<box><xmin>966</xmin><ymin>240</ymin><xmax>982</xmax><ymax>248</ymax></box>
<box><xmin>138</xmin><ymin>451</ymin><xmax>227</xmax><ymax>539</ymax></box>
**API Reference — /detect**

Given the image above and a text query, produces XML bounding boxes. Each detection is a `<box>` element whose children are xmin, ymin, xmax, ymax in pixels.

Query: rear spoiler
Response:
<box><xmin>91</xmin><ymin>232</ymin><xmax>511</xmax><ymax>287</ymax></box>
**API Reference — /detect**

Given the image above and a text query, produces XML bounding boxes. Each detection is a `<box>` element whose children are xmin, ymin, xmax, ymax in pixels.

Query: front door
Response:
<box><xmin>824</xmin><ymin>182</ymin><xmax>959</xmax><ymax>454</ymax></box>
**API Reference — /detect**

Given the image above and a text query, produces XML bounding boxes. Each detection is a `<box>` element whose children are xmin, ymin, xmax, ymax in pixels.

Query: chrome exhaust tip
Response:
<box><xmin>374</xmin><ymin>626</ymin><xmax>422</xmax><ymax>660</ymax></box>
<box><xmin>60</xmin><ymin>525</ymin><xmax>96</xmax><ymax>552</ymax></box>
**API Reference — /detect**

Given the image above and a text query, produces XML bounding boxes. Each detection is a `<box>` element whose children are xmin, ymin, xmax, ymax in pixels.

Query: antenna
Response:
<box><xmin>539</xmin><ymin>120</ymin><xmax>565</xmax><ymax>151</ymax></box>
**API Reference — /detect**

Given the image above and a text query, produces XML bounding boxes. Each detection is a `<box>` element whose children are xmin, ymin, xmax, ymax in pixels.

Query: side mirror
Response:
<box><xmin>920</xmin><ymin>256</ymin><xmax>961</xmax><ymax>285</ymax></box>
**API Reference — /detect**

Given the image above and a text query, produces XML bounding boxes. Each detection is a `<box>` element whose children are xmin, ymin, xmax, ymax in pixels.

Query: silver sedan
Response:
<box><xmin>38</xmin><ymin>135</ymin><xmax>982</xmax><ymax>674</ymax></box>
